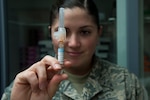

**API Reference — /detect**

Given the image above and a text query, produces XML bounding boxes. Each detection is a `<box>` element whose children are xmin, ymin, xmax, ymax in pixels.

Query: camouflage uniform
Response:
<box><xmin>1</xmin><ymin>56</ymin><xmax>148</xmax><ymax>100</ymax></box>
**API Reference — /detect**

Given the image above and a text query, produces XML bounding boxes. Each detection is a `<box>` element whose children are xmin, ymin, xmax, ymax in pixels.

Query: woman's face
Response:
<box><xmin>51</xmin><ymin>7</ymin><xmax>101</xmax><ymax>74</ymax></box>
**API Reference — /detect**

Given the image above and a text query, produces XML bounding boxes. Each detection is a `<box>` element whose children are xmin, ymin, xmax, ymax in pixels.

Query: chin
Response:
<box><xmin>68</xmin><ymin>59</ymin><xmax>80</xmax><ymax>66</ymax></box>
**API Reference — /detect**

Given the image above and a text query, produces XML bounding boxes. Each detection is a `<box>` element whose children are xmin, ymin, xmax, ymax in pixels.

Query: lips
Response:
<box><xmin>66</xmin><ymin>51</ymin><xmax>83</xmax><ymax>57</ymax></box>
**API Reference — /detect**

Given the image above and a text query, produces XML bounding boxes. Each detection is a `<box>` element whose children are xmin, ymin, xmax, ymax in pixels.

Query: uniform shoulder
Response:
<box><xmin>1</xmin><ymin>81</ymin><xmax>14</xmax><ymax>100</ymax></box>
<box><xmin>93</xmin><ymin>57</ymin><xmax>136</xmax><ymax>82</ymax></box>
<box><xmin>96</xmin><ymin>58</ymin><xmax>141</xmax><ymax>86</ymax></box>
<box><xmin>96</xmin><ymin>58</ymin><xmax>129</xmax><ymax>73</ymax></box>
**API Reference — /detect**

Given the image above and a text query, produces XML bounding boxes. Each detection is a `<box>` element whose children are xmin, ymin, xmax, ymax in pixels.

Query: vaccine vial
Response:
<box><xmin>58</xmin><ymin>41</ymin><xmax>64</xmax><ymax>65</ymax></box>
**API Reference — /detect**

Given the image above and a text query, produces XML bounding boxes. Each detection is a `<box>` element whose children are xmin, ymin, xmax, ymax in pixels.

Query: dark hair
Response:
<box><xmin>49</xmin><ymin>0</ymin><xmax>100</xmax><ymax>28</ymax></box>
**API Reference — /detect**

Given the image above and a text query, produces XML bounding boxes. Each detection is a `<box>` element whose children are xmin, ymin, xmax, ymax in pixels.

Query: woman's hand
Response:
<box><xmin>11</xmin><ymin>55</ymin><xmax>70</xmax><ymax>100</ymax></box>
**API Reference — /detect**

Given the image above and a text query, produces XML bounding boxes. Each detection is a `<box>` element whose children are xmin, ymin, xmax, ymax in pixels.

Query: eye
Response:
<box><xmin>54</xmin><ymin>27</ymin><xmax>58</xmax><ymax>32</ymax></box>
<box><xmin>80</xmin><ymin>30</ymin><xmax>91</xmax><ymax>36</ymax></box>
<box><xmin>65</xmin><ymin>28</ymin><xmax>70</xmax><ymax>37</ymax></box>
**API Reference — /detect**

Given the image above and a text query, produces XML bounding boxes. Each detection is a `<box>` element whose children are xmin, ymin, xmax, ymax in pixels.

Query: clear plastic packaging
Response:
<box><xmin>54</xmin><ymin>7</ymin><xmax>66</xmax><ymax>65</ymax></box>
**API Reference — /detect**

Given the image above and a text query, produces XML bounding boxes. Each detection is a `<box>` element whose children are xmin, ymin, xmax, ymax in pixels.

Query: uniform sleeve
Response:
<box><xmin>125</xmin><ymin>71</ymin><xmax>148</xmax><ymax>100</ymax></box>
<box><xmin>1</xmin><ymin>82</ymin><xmax>14</xmax><ymax>100</ymax></box>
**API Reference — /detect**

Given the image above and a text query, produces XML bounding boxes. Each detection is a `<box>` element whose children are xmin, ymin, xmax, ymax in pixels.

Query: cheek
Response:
<box><xmin>84</xmin><ymin>38</ymin><xmax>98</xmax><ymax>52</ymax></box>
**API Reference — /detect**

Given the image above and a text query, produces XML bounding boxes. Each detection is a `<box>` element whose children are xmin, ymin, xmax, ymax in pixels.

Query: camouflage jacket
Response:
<box><xmin>1</xmin><ymin>57</ymin><xmax>148</xmax><ymax>100</ymax></box>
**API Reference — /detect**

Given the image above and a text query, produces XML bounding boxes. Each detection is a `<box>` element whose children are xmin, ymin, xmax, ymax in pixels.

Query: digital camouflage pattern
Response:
<box><xmin>1</xmin><ymin>56</ymin><xmax>148</xmax><ymax>100</ymax></box>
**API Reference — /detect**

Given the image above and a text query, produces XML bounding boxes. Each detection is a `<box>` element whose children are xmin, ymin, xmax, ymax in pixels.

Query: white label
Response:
<box><xmin>58</xmin><ymin>48</ymin><xmax>64</xmax><ymax>64</ymax></box>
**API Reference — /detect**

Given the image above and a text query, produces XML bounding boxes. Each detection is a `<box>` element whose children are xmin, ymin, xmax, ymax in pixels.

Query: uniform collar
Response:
<box><xmin>59</xmin><ymin>57</ymin><xmax>114</xmax><ymax>99</ymax></box>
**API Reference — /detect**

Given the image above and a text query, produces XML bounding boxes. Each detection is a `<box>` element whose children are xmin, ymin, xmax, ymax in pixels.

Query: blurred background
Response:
<box><xmin>0</xmin><ymin>0</ymin><xmax>150</xmax><ymax>98</ymax></box>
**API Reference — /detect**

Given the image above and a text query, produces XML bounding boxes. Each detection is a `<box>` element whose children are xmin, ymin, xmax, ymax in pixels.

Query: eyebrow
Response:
<box><xmin>54</xmin><ymin>26</ymin><xmax>67</xmax><ymax>30</ymax></box>
<box><xmin>54</xmin><ymin>25</ymin><xmax>94</xmax><ymax>31</ymax></box>
<box><xmin>79</xmin><ymin>25</ymin><xmax>94</xmax><ymax>29</ymax></box>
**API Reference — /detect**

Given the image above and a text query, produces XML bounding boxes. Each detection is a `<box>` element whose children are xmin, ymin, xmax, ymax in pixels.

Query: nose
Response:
<box><xmin>66</xmin><ymin>34</ymin><xmax>80</xmax><ymax>48</ymax></box>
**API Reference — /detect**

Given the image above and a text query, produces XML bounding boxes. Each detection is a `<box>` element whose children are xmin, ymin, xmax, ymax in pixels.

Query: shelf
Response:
<box><xmin>8</xmin><ymin>20</ymin><xmax>49</xmax><ymax>26</ymax></box>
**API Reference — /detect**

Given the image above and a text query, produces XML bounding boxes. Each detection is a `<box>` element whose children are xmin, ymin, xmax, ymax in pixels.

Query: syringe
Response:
<box><xmin>54</xmin><ymin>7</ymin><xmax>66</xmax><ymax>65</ymax></box>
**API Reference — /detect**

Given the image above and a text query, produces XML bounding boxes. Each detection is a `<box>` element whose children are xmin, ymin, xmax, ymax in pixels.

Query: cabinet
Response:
<box><xmin>7</xmin><ymin>0</ymin><xmax>53</xmax><ymax>82</ymax></box>
<box><xmin>143</xmin><ymin>0</ymin><xmax>150</xmax><ymax>97</ymax></box>
<box><xmin>6</xmin><ymin>0</ymin><xmax>117</xmax><ymax>83</ymax></box>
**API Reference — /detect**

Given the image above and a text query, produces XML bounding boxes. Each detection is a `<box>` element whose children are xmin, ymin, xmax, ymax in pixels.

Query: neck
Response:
<box><xmin>64</xmin><ymin>64</ymin><xmax>92</xmax><ymax>75</ymax></box>
<box><xmin>64</xmin><ymin>55</ymin><xmax>95</xmax><ymax>75</ymax></box>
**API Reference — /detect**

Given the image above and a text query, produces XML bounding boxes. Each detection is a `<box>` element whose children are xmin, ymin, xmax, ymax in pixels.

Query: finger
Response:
<box><xmin>16</xmin><ymin>71</ymin><xmax>39</xmax><ymax>92</ymax></box>
<box><xmin>47</xmin><ymin>74</ymin><xmax>68</xmax><ymax>99</ymax></box>
<box><xmin>28</xmin><ymin>56</ymin><xmax>61</xmax><ymax>90</ymax></box>
<box><xmin>46</xmin><ymin>60</ymin><xmax>71</xmax><ymax>78</ymax></box>
<box><xmin>27</xmin><ymin>61</ymin><xmax>48</xmax><ymax>91</ymax></box>
<box><xmin>41</xmin><ymin>55</ymin><xmax>62</xmax><ymax>70</ymax></box>
<box><xmin>33</xmin><ymin>62</ymin><xmax>48</xmax><ymax>90</ymax></box>
<box><xmin>47</xmin><ymin>66</ymin><xmax>58</xmax><ymax>80</ymax></box>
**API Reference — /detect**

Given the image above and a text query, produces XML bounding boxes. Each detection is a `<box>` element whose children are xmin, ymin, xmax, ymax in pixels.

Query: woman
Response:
<box><xmin>1</xmin><ymin>0</ymin><xmax>147</xmax><ymax>100</ymax></box>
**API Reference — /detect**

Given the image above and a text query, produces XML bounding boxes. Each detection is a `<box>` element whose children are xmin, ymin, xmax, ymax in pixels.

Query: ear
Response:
<box><xmin>96</xmin><ymin>25</ymin><xmax>103</xmax><ymax>46</ymax></box>
<box><xmin>48</xmin><ymin>25</ymin><xmax>52</xmax><ymax>37</ymax></box>
<box><xmin>98</xmin><ymin>25</ymin><xmax>103</xmax><ymax>37</ymax></box>
<box><xmin>48</xmin><ymin>26</ymin><xmax>53</xmax><ymax>43</ymax></box>
<box><xmin>48</xmin><ymin>25</ymin><xmax>51</xmax><ymax>29</ymax></box>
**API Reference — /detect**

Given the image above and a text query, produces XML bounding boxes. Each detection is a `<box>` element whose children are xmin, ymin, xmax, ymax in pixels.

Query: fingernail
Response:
<box><xmin>40</xmin><ymin>83</ymin><xmax>46</xmax><ymax>90</ymax></box>
<box><xmin>54</xmin><ymin>64</ymin><xmax>61</xmax><ymax>69</ymax></box>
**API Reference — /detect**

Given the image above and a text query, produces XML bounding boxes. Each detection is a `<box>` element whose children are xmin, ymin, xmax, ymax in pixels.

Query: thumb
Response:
<box><xmin>47</xmin><ymin>74</ymin><xmax>68</xmax><ymax>99</ymax></box>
